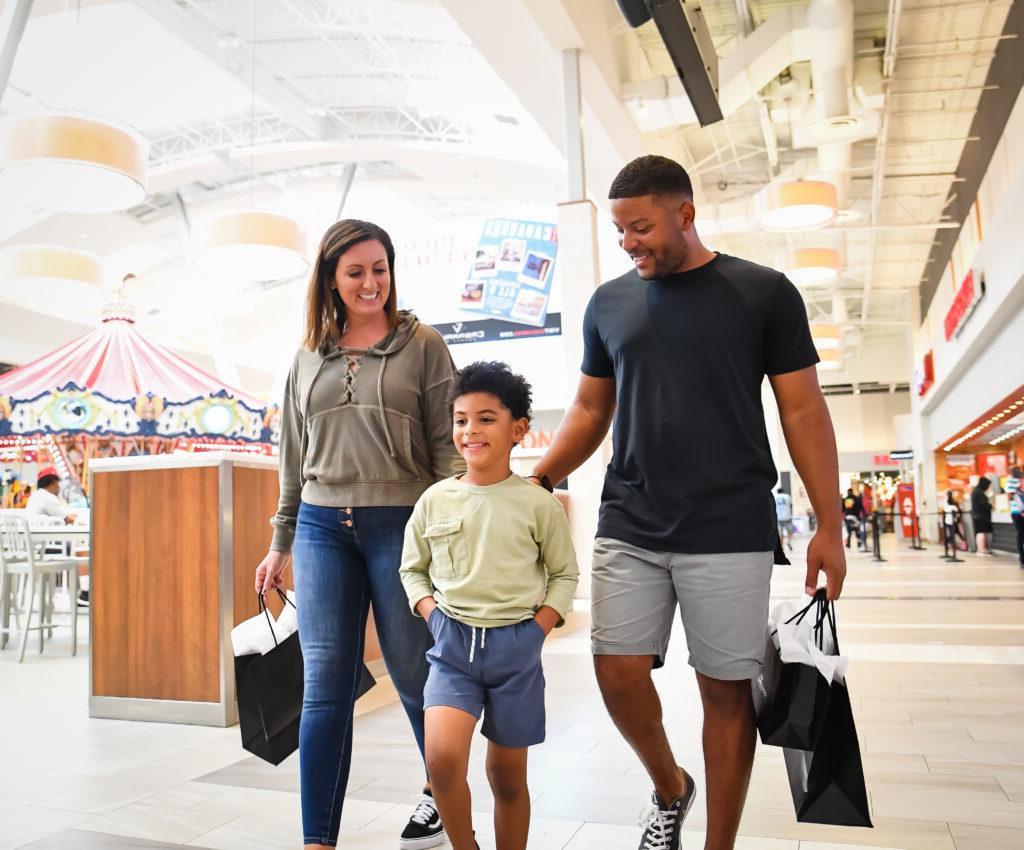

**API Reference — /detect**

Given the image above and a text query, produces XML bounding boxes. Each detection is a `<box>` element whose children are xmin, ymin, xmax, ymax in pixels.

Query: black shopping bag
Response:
<box><xmin>781</xmin><ymin>599</ymin><xmax>873</xmax><ymax>827</ymax></box>
<box><xmin>783</xmin><ymin>682</ymin><xmax>873</xmax><ymax>826</ymax></box>
<box><xmin>234</xmin><ymin>591</ymin><xmax>376</xmax><ymax>765</ymax></box>
<box><xmin>754</xmin><ymin>589</ymin><xmax>832</xmax><ymax>750</ymax></box>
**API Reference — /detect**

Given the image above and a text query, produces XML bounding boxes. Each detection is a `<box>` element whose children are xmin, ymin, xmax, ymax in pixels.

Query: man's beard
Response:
<box><xmin>637</xmin><ymin>239</ymin><xmax>689</xmax><ymax>279</ymax></box>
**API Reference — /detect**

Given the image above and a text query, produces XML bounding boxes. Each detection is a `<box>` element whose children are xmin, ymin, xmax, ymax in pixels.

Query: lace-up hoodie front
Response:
<box><xmin>270</xmin><ymin>311</ymin><xmax>464</xmax><ymax>553</ymax></box>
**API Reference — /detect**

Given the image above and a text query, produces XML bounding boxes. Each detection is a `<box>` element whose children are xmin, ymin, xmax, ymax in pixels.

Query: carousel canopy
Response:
<box><xmin>0</xmin><ymin>316</ymin><xmax>277</xmax><ymax>444</ymax></box>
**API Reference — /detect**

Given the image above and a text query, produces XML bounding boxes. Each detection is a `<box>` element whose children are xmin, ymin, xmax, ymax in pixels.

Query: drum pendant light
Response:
<box><xmin>0</xmin><ymin>113</ymin><xmax>147</xmax><ymax>212</ymax></box>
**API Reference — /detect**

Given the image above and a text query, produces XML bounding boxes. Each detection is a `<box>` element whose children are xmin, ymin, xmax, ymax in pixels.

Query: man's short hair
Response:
<box><xmin>609</xmin><ymin>155</ymin><xmax>693</xmax><ymax>200</ymax></box>
<box><xmin>447</xmin><ymin>361</ymin><xmax>533</xmax><ymax>423</ymax></box>
<box><xmin>37</xmin><ymin>474</ymin><xmax>60</xmax><ymax>490</ymax></box>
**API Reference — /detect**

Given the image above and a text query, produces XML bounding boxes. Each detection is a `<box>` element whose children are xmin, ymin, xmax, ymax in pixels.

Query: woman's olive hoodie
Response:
<box><xmin>270</xmin><ymin>312</ymin><xmax>464</xmax><ymax>553</ymax></box>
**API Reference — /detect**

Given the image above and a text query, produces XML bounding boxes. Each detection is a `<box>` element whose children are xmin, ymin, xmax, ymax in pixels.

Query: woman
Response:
<box><xmin>971</xmin><ymin>476</ymin><xmax>994</xmax><ymax>556</ymax></box>
<box><xmin>255</xmin><ymin>219</ymin><xmax>463</xmax><ymax>850</ymax></box>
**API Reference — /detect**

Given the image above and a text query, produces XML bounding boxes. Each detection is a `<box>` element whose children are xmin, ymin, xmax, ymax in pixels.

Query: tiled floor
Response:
<box><xmin>2</xmin><ymin>534</ymin><xmax>1023</xmax><ymax>849</ymax></box>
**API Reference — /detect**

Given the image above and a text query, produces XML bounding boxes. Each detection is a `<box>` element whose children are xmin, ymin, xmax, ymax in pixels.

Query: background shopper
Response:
<box><xmin>1010</xmin><ymin>485</ymin><xmax>1024</xmax><ymax>566</ymax></box>
<box><xmin>774</xmin><ymin>486</ymin><xmax>795</xmax><ymax>551</ymax></box>
<box><xmin>944</xmin><ymin>491</ymin><xmax>967</xmax><ymax>553</ymax></box>
<box><xmin>25</xmin><ymin>468</ymin><xmax>76</xmax><ymax>525</ymax></box>
<box><xmin>254</xmin><ymin>219</ymin><xmax>464</xmax><ymax>850</ymax></box>
<box><xmin>971</xmin><ymin>476</ymin><xmax>995</xmax><ymax>556</ymax></box>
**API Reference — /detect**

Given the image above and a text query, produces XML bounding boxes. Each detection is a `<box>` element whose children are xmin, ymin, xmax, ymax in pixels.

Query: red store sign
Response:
<box><xmin>944</xmin><ymin>270</ymin><xmax>985</xmax><ymax>341</ymax></box>
<box><xmin>914</xmin><ymin>351</ymin><xmax>934</xmax><ymax>397</ymax></box>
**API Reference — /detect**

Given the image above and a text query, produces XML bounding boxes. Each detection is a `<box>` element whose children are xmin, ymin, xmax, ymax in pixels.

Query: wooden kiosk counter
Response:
<box><xmin>88</xmin><ymin>452</ymin><xmax>382</xmax><ymax>727</ymax></box>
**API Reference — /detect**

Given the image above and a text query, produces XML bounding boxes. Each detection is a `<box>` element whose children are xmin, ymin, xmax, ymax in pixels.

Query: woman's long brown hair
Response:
<box><xmin>303</xmin><ymin>219</ymin><xmax>399</xmax><ymax>351</ymax></box>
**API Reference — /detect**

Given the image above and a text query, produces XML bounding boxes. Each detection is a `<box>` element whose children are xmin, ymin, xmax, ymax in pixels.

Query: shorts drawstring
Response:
<box><xmin>469</xmin><ymin>626</ymin><xmax>487</xmax><ymax>663</ymax></box>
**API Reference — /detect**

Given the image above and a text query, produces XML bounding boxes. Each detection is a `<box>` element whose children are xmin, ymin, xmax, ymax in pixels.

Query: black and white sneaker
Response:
<box><xmin>399</xmin><ymin>789</ymin><xmax>445</xmax><ymax>849</ymax></box>
<box><xmin>637</xmin><ymin>770</ymin><xmax>696</xmax><ymax>850</ymax></box>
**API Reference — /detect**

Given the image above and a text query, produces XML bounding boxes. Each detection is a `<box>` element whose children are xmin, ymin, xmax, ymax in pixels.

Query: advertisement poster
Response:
<box><xmin>897</xmin><ymin>483</ymin><xmax>917</xmax><ymax>539</ymax></box>
<box><xmin>461</xmin><ymin>219</ymin><xmax>558</xmax><ymax>327</ymax></box>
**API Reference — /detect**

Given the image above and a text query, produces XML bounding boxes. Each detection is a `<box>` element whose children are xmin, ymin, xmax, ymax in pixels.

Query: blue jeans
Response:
<box><xmin>293</xmin><ymin>502</ymin><xmax>431</xmax><ymax>846</ymax></box>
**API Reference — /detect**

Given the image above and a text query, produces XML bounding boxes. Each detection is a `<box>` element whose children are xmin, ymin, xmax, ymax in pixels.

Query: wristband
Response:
<box><xmin>527</xmin><ymin>473</ymin><xmax>554</xmax><ymax>493</ymax></box>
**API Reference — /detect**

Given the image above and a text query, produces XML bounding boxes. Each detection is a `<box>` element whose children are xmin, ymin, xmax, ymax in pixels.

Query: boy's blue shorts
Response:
<box><xmin>423</xmin><ymin>608</ymin><xmax>546</xmax><ymax>748</ymax></box>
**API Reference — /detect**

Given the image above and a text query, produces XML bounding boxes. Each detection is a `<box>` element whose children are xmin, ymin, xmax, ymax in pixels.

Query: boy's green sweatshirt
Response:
<box><xmin>400</xmin><ymin>474</ymin><xmax>579</xmax><ymax>628</ymax></box>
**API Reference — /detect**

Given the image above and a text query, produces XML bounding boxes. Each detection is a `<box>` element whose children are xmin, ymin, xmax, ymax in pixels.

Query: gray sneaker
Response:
<box><xmin>637</xmin><ymin>771</ymin><xmax>696</xmax><ymax>850</ymax></box>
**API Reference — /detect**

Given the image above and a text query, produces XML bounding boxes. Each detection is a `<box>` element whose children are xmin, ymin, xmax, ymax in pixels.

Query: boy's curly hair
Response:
<box><xmin>446</xmin><ymin>361</ymin><xmax>533</xmax><ymax>423</ymax></box>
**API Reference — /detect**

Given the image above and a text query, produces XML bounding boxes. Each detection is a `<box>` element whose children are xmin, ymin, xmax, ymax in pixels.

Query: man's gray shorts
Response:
<box><xmin>591</xmin><ymin>537</ymin><xmax>773</xmax><ymax>680</ymax></box>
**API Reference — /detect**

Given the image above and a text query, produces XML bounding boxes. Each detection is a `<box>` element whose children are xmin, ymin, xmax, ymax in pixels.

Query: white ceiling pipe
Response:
<box><xmin>807</xmin><ymin>0</ymin><xmax>854</xmax><ymax>122</ymax></box>
<box><xmin>807</xmin><ymin>0</ymin><xmax>855</xmax><ymax>209</ymax></box>
<box><xmin>806</xmin><ymin>0</ymin><xmax>855</xmax><ymax>335</ymax></box>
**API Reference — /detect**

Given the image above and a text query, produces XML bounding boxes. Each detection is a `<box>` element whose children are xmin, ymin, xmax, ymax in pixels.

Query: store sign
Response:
<box><xmin>431</xmin><ymin>313</ymin><xmax>562</xmax><ymax>346</ymax></box>
<box><xmin>890</xmin><ymin>449</ymin><xmax>914</xmax><ymax>461</ymax></box>
<box><xmin>943</xmin><ymin>270</ymin><xmax>985</xmax><ymax>341</ymax></box>
<box><xmin>461</xmin><ymin>219</ymin><xmax>559</xmax><ymax>327</ymax></box>
<box><xmin>945</xmin><ymin>453</ymin><xmax>974</xmax><ymax>466</ymax></box>
<box><xmin>977</xmin><ymin>452</ymin><xmax>1008</xmax><ymax>478</ymax></box>
<box><xmin>913</xmin><ymin>351</ymin><xmax>934</xmax><ymax>397</ymax></box>
<box><xmin>873</xmin><ymin>454</ymin><xmax>898</xmax><ymax>467</ymax></box>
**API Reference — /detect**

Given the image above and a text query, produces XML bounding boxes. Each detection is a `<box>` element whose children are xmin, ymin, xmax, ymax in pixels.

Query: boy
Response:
<box><xmin>400</xmin><ymin>361</ymin><xmax>579</xmax><ymax>850</ymax></box>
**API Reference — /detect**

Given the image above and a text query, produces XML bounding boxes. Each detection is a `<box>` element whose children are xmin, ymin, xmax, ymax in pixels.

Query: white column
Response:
<box><xmin>556</xmin><ymin>199</ymin><xmax>606</xmax><ymax>597</ymax></box>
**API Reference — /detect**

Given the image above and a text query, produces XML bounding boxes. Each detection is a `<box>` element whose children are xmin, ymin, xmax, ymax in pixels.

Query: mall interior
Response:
<box><xmin>0</xmin><ymin>0</ymin><xmax>1023</xmax><ymax>848</ymax></box>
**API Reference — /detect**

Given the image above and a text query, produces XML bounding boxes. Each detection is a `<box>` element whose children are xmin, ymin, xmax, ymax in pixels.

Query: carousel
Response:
<box><xmin>0</xmin><ymin>290</ymin><xmax>279</xmax><ymax>504</ymax></box>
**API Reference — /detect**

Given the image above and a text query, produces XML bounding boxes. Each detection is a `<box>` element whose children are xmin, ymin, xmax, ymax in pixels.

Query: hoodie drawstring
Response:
<box><xmin>298</xmin><ymin>358</ymin><xmax>330</xmax><ymax>475</ymax></box>
<box><xmin>468</xmin><ymin>626</ymin><xmax>487</xmax><ymax>664</ymax></box>
<box><xmin>376</xmin><ymin>353</ymin><xmax>397</xmax><ymax>458</ymax></box>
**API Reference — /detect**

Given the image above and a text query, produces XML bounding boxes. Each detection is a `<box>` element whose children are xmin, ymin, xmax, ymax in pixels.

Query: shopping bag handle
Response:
<box><xmin>811</xmin><ymin>594</ymin><xmax>840</xmax><ymax>656</ymax></box>
<box><xmin>783</xmin><ymin>588</ymin><xmax>840</xmax><ymax>656</ymax></box>
<box><xmin>256</xmin><ymin>592</ymin><xmax>279</xmax><ymax>648</ymax></box>
<box><xmin>255</xmin><ymin>588</ymin><xmax>296</xmax><ymax>649</ymax></box>
<box><xmin>784</xmin><ymin>587</ymin><xmax>828</xmax><ymax>627</ymax></box>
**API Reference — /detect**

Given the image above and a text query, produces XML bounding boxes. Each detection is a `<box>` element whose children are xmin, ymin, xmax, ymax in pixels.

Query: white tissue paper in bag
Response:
<box><xmin>274</xmin><ymin>590</ymin><xmax>298</xmax><ymax>639</ymax></box>
<box><xmin>231</xmin><ymin>609</ymin><xmax>287</xmax><ymax>657</ymax></box>
<box><xmin>769</xmin><ymin>597</ymin><xmax>849</xmax><ymax>685</ymax></box>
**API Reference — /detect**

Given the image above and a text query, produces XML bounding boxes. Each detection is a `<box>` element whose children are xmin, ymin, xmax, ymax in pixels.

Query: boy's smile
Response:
<box><xmin>452</xmin><ymin>391</ymin><xmax>528</xmax><ymax>485</ymax></box>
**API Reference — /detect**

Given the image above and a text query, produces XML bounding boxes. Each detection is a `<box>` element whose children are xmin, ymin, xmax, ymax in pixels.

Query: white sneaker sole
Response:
<box><xmin>398</xmin><ymin>831</ymin><xmax>445</xmax><ymax>849</ymax></box>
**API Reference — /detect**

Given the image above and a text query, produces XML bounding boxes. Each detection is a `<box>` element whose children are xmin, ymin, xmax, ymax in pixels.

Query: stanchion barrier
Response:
<box><xmin>909</xmin><ymin>512</ymin><xmax>926</xmax><ymax>551</ymax></box>
<box><xmin>870</xmin><ymin>511</ymin><xmax>886</xmax><ymax>562</ymax></box>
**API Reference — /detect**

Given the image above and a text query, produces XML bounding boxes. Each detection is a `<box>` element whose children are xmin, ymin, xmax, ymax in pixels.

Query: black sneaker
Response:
<box><xmin>637</xmin><ymin>770</ymin><xmax>696</xmax><ymax>850</ymax></box>
<box><xmin>77</xmin><ymin>590</ymin><xmax>90</xmax><ymax>608</ymax></box>
<box><xmin>399</xmin><ymin>789</ymin><xmax>445</xmax><ymax>849</ymax></box>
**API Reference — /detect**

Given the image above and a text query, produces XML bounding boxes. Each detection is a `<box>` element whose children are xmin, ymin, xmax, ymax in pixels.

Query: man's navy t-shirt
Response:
<box><xmin>581</xmin><ymin>253</ymin><xmax>819</xmax><ymax>554</ymax></box>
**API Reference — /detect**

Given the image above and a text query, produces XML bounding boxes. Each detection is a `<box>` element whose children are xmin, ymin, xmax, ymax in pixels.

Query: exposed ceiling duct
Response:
<box><xmin>623</xmin><ymin>1</ymin><xmax>877</xmax><ymax>206</ymax></box>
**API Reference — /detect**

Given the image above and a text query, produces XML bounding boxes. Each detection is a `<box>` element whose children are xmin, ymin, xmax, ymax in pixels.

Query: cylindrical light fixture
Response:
<box><xmin>811</xmin><ymin>322</ymin><xmax>843</xmax><ymax>370</ymax></box>
<box><xmin>191</xmin><ymin>209</ymin><xmax>309</xmax><ymax>282</ymax></box>
<box><xmin>777</xmin><ymin>248</ymin><xmax>841</xmax><ymax>285</ymax></box>
<box><xmin>816</xmin><ymin>348</ymin><xmax>842</xmax><ymax>370</ymax></box>
<box><xmin>0</xmin><ymin>113</ymin><xmax>148</xmax><ymax>212</ymax></box>
<box><xmin>0</xmin><ymin>244</ymin><xmax>105</xmax><ymax>317</ymax></box>
<box><xmin>757</xmin><ymin>180</ymin><xmax>838</xmax><ymax>231</ymax></box>
<box><xmin>811</xmin><ymin>322</ymin><xmax>843</xmax><ymax>350</ymax></box>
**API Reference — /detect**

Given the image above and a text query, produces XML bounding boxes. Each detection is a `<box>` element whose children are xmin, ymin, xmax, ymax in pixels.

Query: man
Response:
<box><xmin>527</xmin><ymin>155</ymin><xmax>845</xmax><ymax>850</ymax></box>
<box><xmin>774</xmin><ymin>486</ymin><xmax>795</xmax><ymax>551</ymax></box>
<box><xmin>25</xmin><ymin>468</ymin><xmax>76</xmax><ymax>525</ymax></box>
<box><xmin>25</xmin><ymin>468</ymin><xmax>88</xmax><ymax>607</ymax></box>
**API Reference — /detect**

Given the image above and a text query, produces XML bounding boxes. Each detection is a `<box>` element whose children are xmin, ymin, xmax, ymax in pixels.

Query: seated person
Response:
<box><xmin>25</xmin><ymin>468</ymin><xmax>77</xmax><ymax>526</ymax></box>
